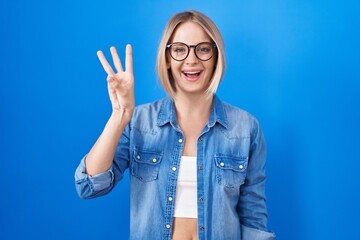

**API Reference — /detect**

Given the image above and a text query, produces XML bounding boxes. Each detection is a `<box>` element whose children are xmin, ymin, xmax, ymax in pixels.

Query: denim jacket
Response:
<box><xmin>75</xmin><ymin>96</ymin><xmax>275</xmax><ymax>240</ymax></box>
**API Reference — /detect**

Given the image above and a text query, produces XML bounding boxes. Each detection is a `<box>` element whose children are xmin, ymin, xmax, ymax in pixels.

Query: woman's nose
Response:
<box><xmin>185</xmin><ymin>48</ymin><xmax>199</xmax><ymax>64</ymax></box>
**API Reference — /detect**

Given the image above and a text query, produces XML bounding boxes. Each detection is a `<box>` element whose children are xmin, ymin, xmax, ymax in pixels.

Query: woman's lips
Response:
<box><xmin>182</xmin><ymin>71</ymin><xmax>202</xmax><ymax>81</ymax></box>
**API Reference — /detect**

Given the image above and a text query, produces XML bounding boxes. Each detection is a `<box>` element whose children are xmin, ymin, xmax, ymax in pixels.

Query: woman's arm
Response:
<box><xmin>237</xmin><ymin>119</ymin><xmax>275</xmax><ymax>239</ymax></box>
<box><xmin>85</xmin><ymin>45</ymin><xmax>135</xmax><ymax>176</ymax></box>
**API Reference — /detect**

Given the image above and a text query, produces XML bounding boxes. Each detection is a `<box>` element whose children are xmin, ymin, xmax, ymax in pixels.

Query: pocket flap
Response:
<box><xmin>133</xmin><ymin>148</ymin><xmax>163</xmax><ymax>165</ymax></box>
<box><xmin>215</xmin><ymin>155</ymin><xmax>248</xmax><ymax>172</ymax></box>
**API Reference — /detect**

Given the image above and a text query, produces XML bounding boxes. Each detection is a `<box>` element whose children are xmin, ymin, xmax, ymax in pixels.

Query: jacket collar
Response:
<box><xmin>157</xmin><ymin>95</ymin><xmax>228</xmax><ymax>129</ymax></box>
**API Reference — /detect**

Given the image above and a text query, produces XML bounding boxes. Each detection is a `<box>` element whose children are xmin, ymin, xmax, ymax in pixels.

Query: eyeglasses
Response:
<box><xmin>166</xmin><ymin>42</ymin><xmax>217</xmax><ymax>61</ymax></box>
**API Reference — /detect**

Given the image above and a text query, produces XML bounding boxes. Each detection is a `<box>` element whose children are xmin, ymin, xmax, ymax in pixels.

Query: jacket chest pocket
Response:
<box><xmin>215</xmin><ymin>155</ymin><xmax>248</xmax><ymax>189</ymax></box>
<box><xmin>131</xmin><ymin>148</ymin><xmax>163</xmax><ymax>182</ymax></box>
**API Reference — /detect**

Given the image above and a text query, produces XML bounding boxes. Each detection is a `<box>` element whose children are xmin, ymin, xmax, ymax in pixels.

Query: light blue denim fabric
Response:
<box><xmin>75</xmin><ymin>96</ymin><xmax>275</xmax><ymax>240</ymax></box>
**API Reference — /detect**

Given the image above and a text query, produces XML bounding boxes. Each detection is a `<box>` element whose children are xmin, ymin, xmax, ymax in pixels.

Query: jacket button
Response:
<box><xmin>200</xmin><ymin>226</ymin><xmax>205</xmax><ymax>231</ymax></box>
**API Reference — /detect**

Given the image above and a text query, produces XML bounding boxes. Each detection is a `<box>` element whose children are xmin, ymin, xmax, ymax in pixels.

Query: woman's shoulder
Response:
<box><xmin>127</xmin><ymin>99</ymin><xmax>169</xmax><ymax>133</ymax></box>
<box><xmin>217</xmin><ymin>97</ymin><xmax>261</xmax><ymax>133</ymax></box>
<box><xmin>219</xmin><ymin>99</ymin><xmax>258</xmax><ymax>122</ymax></box>
<box><xmin>133</xmin><ymin>98</ymin><xmax>168</xmax><ymax>114</ymax></box>
<box><xmin>129</xmin><ymin>98</ymin><xmax>172</xmax><ymax>129</ymax></box>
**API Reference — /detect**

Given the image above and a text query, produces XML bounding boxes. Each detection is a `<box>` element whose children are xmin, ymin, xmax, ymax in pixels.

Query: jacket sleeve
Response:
<box><xmin>237</xmin><ymin>118</ymin><xmax>275</xmax><ymax>239</ymax></box>
<box><xmin>241</xmin><ymin>225</ymin><xmax>275</xmax><ymax>240</ymax></box>
<box><xmin>74</xmin><ymin>124</ymin><xmax>131</xmax><ymax>199</ymax></box>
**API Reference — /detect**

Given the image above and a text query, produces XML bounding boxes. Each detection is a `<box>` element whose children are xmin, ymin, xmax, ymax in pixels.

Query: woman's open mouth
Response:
<box><xmin>183</xmin><ymin>71</ymin><xmax>202</xmax><ymax>81</ymax></box>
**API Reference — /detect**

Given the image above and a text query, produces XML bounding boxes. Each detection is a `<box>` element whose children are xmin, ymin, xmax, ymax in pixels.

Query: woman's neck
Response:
<box><xmin>173</xmin><ymin>93</ymin><xmax>213</xmax><ymax>121</ymax></box>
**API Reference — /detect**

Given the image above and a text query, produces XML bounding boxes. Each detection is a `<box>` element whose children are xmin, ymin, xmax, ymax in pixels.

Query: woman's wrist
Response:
<box><xmin>110</xmin><ymin>107</ymin><xmax>133</xmax><ymax>129</ymax></box>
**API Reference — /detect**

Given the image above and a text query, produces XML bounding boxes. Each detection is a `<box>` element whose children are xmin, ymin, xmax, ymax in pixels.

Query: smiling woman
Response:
<box><xmin>75</xmin><ymin>10</ymin><xmax>275</xmax><ymax>240</ymax></box>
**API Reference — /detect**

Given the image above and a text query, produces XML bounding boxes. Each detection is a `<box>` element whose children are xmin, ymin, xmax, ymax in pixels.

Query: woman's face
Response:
<box><xmin>168</xmin><ymin>21</ymin><xmax>216</xmax><ymax>97</ymax></box>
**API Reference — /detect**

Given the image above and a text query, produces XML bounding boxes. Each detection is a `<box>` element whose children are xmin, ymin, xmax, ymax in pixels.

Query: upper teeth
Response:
<box><xmin>185</xmin><ymin>71</ymin><xmax>200</xmax><ymax>74</ymax></box>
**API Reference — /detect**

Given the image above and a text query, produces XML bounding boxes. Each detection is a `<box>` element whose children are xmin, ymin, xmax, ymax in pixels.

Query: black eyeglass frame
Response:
<box><xmin>166</xmin><ymin>42</ymin><xmax>217</xmax><ymax>61</ymax></box>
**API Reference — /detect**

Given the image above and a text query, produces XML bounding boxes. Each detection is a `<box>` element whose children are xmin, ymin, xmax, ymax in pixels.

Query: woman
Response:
<box><xmin>75</xmin><ymin>10</ymin><xmax>275</xmax><ymax>240</ymax></box>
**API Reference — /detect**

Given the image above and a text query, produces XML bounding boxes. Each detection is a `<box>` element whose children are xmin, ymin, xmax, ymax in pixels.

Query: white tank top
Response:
<box><xmin>173</xmin><ymin>156</ymin><xmax>198</xmax><ymax>218</ymax></box>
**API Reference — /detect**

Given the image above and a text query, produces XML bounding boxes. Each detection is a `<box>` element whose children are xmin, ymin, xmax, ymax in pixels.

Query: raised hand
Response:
<box><xmin>97</xmin><ymin>45</ymin><xmax>135</xmax><ymax>122</ymax></box>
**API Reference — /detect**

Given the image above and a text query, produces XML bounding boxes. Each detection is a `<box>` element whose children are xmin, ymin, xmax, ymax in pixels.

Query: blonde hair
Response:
<box><xmin>156</xmin><ymin>10</ymin><xmax>226</xmax><ymax>99</ymax></box>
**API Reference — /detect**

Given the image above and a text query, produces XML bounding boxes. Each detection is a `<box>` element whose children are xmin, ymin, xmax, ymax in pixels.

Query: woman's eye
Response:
<box><xmin>173</xmin><ymin>47</ymin><xmax>186</xmax><ymax>53</ymax></box>
<box><xmin>199</xmin><ymin>47</ymin><xmax>210</xmax><ymax>53</ymax></box>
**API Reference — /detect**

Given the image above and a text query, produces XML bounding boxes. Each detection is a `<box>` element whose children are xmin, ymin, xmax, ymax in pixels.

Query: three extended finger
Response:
<box><xmin>125</xmin><ymin>44</ymin><xmax>133</xmax><ymax>74</ymax></box>
<box><xmin>97</xmin><ymin>50</ymin><xmax>115</xmax><ymax>75</ymax></box>
<box><xmin>110</xmin><ymin>46</ymin><xmax>124</xmax><ymax>72</ymax></box>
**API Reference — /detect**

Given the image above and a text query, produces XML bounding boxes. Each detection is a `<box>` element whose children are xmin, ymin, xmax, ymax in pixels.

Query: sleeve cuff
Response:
<box><xmin>242</xmin><ymin>225</ymin><xmax>275</xmax><ymax>240</ymax></box>
<box><xmin>74</xmin><ymin>156</ymin><xmax>114</xmax><ymax>192</ymax></box>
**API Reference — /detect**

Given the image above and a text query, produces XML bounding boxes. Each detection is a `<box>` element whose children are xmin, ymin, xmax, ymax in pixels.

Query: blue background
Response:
<box><xmin>1</xmin><ymin>0</ymin><xmax>359</xmax><ymax>239</ymax></box>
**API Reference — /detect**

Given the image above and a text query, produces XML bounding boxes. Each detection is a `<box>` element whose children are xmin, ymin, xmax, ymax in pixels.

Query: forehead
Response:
<box><xmin>171</xmin><ymin>21</ymin><xmax>211</xmax><ymax>44</ymax></box>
